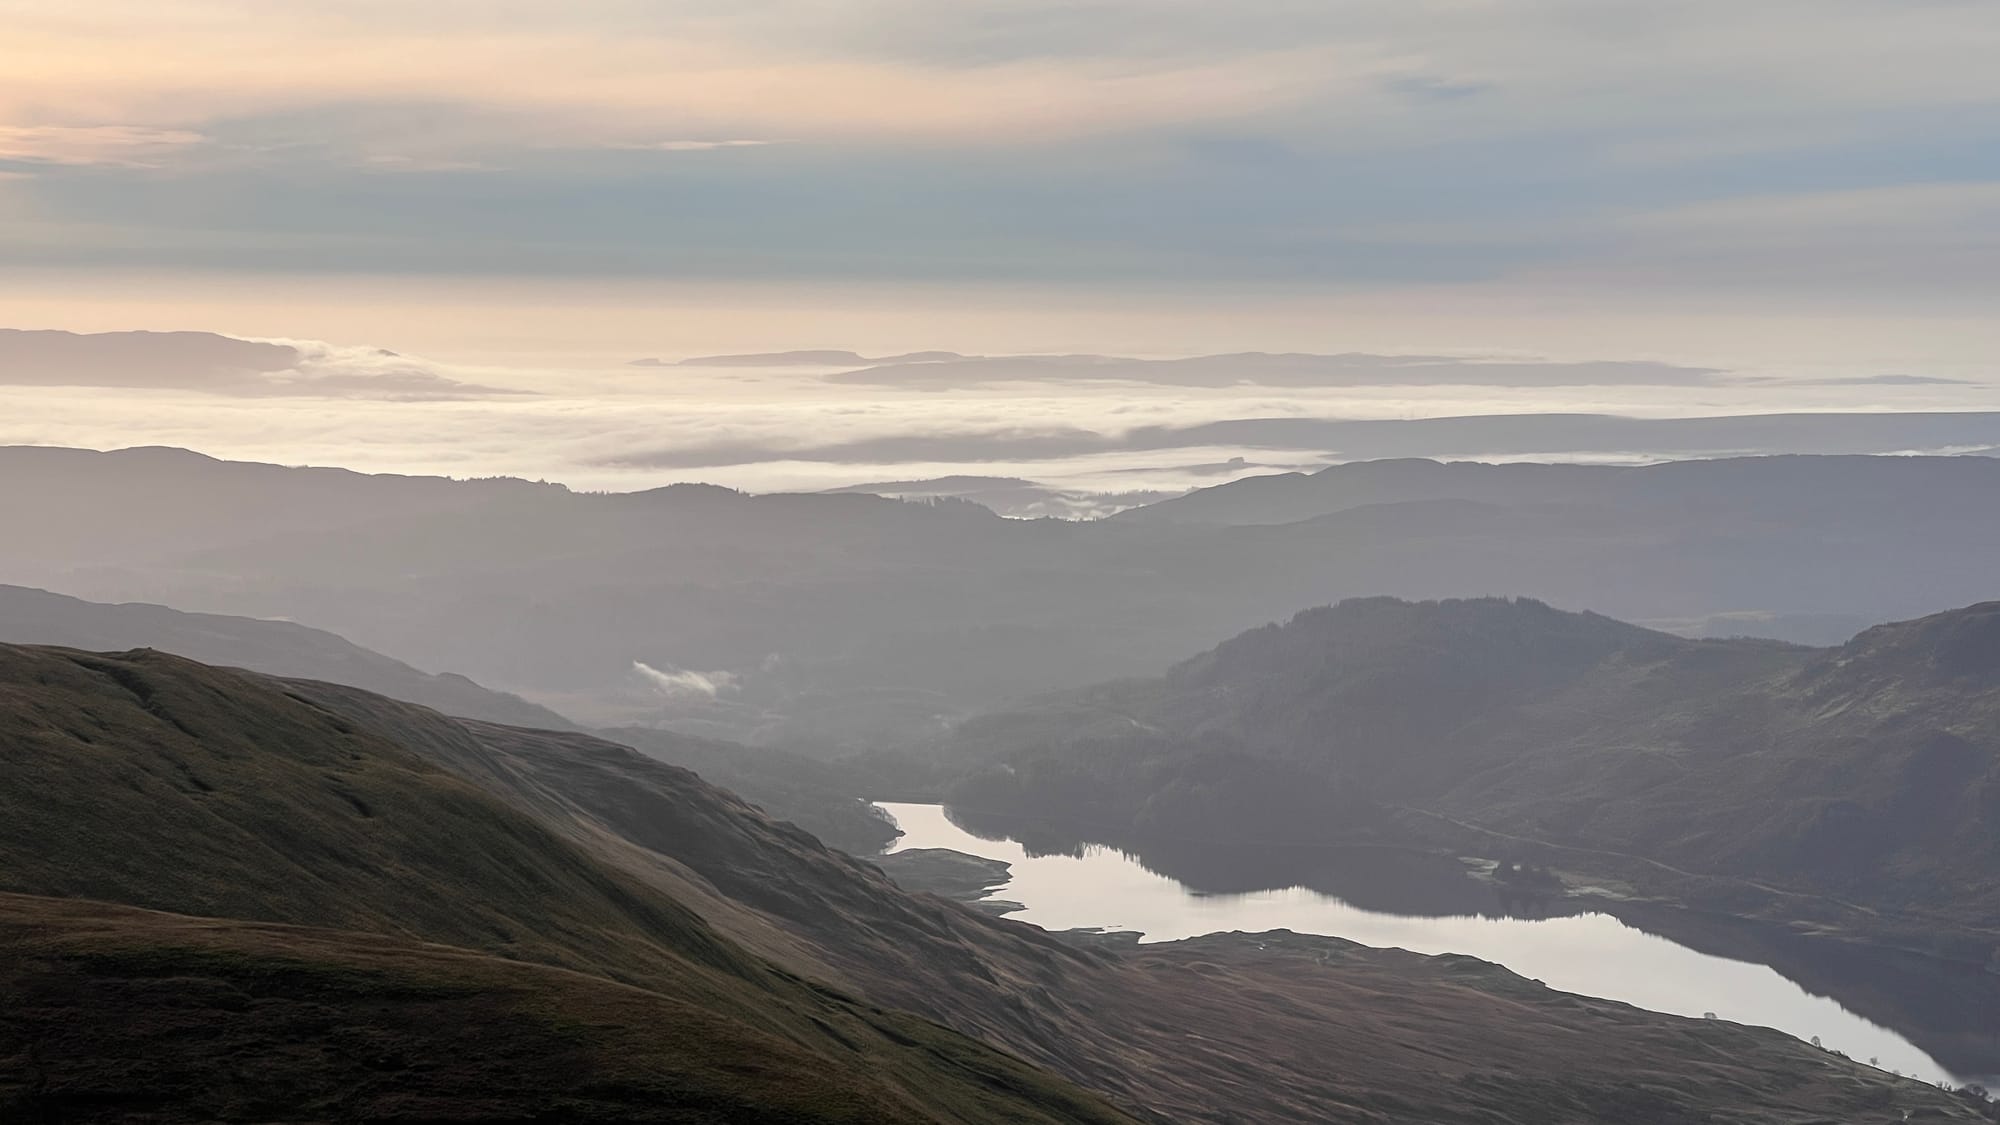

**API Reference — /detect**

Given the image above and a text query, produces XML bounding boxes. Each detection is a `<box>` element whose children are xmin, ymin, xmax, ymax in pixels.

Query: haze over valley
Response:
<box><xmin>9</xmin><ymin>443</ymin><xmax>2000</xmax><ymax>745</ymax></box>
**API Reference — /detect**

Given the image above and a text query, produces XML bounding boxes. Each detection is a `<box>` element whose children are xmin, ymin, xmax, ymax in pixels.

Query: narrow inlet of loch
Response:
<box><xmin>877</xmin><ymin>802</ymin><xmax>1999</xmax><ymax>1090</ymax></box>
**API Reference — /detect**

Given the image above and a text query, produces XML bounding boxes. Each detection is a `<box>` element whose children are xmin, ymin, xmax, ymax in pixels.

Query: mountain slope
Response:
<box><xmin>945</xmin><ymin>597</ymin><xmax>2000</xmax><ymax>949</ymax></box>
<box><xmin>0</xmin><ymin>643</ymin><xmax>1135</xmax><ymax>1125</ymax></box>
<box><xmin>605</xmin><ymin>725</ymin><xmax>900</xmax><ymax>854</ymax></box>
<box><xmin>0</xmin><ymin>584</ymin><xmax>906</xmax><ymax>853</ymax></box>
<box><xmin>0</xmin><ymin>893</ymin><xmax>1104</xmax><ymax>1125</ymax></box>
<box><xmin>0</xmin><ymin>583</ymin><xmax>575</xmax><ymax>729</ymax></box>
<box><xmin>1436</xmin><ymin>602</ymin><xmax>2000</xmax><ymax>925</ymax></box>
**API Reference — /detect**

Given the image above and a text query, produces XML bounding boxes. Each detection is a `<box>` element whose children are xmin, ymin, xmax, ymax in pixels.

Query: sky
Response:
<box><xmin>2</xmin><ymin>0</ymin><xmax>1998</xmax><ymax>497</ymax></box>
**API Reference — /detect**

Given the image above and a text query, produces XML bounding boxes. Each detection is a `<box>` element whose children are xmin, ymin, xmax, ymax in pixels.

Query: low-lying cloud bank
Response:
<box><xmin>10</xmin><ymin>324</ymin><xmax>1998</xmax><ymax>506</ymax></box>
<box><xmin>818</xmin><ymin>352</ymin><xmax>1725</xmax><ymax>389</ymax></box>
<box><xmin>0</xmin><ymin>330</ymin><xmax>525</xmax><ymax>400</ymax></box>
<box><xmin>633</xmin><ymin>661</ymin><xmax>739</xmax><ymax>698</ymax></box>
<box><xmin>599</xmin><ymin>412</ymin><xmax>2000</xmax><ymax>470</ymax></box>
<box><xmin>662</xmin><ymin>349</ymin><xmax>1724</xmax><ymax>389</ymax></box>
<box><xmin>822</xmin><ymin>476</ymin><xmax>1185</xmax><ymax>520</ymax></box>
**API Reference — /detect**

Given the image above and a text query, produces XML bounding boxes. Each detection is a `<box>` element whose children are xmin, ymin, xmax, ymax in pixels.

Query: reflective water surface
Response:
<box><xmin>880</xmin><ymin>802</ymin><xmax>2000</xmax><ymax>1089</ymax></box>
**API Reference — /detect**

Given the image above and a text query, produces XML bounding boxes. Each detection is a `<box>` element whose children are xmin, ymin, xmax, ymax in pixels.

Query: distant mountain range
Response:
<box><xmin>0</xmin><ymin>328</ymin><xmax>297</xmax><ymax>387</ymax></box>
<box><xmin>2</xmin><ymin>642</ymin><xmax>1979</xmax><ymax>1123</ymax></box>
<box><xmin>0</xmin><ymin>329</ymin><xmax>515</xmax><ymax>399</ymax></box>
<box><xmin>1115</xmin><ymin>452</ymin><xmax>2000</xmax><ymax>527</ymax></box>
<box><xmin>8</xmin><ymin>445</ymin><xmax>2000</xmax><ymax>746</ymax></box>
<box><xmin>661</xmin><ymin>348</ymin><xmax>1739</xmax><ymax>389</ymax></box>
<box><xmin>658</xmin><ymin>349</ymin><xmax>970</xmax><ymax>367</ymax></box>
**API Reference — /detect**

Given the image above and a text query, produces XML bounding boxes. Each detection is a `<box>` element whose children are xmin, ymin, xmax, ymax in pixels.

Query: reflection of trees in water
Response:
<box><xmin>943</xmin><ymin>804</ymin><xmax>1580</xmax><ymax>921</ymax></box>
<box><xmin>1620</xmin><ymin>903</ymin><xmax>2000</xmax><ymax>1085</ymax></box>
<box><xmin>943</xmin><ymin>802</ymin><xmax>2000</xmax><ymax>1083</ymax></box>
<box><xmin>945</xmin><ymin>806</ymin><xmax>1093</xmax><ymax>859</ymax></box>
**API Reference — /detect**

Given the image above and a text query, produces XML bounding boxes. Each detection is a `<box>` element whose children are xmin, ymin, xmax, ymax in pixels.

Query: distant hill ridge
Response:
<box><xmin>11</xmin><ymin>444</ymin><xmax>2000</xmax><ymax>743</ymax></box>
<box><xmin>1117</xmin><ymin>452</ymin><xmax>2000</xmax><ymax>527</ymax></box>
<box><xmin>0</xmin><ymin>584</ymin><xmax>576</xmax><ymax>730</ymax></box>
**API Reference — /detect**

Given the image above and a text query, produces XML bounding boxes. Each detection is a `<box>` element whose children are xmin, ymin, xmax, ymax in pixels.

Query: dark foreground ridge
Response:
<box><xmin>0</xmin><ymin>644</ymin><xmax>1132</xmax><ymax>1125</ymax></box>
<box><xmin>0</xmin><ymin>893</ymin><xmax>1102</xmax><ymax>1125</ymax></box>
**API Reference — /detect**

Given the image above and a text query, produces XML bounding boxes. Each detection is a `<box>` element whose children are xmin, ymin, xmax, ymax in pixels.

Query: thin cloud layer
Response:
<box><xmin>6</xmin><ymin>321</ymin><xmax>1998</xmax><ymax>502</ymax></box>
<box><xmin>0</xmin><ymin>125</ymin><xmax>206</xmax><ymax>168</ymax></box>
<box><xmin>601</xmin><ymin>412</ymin><xmax>2000</xmax><ymax>470</ymax></box>
<box><xmin>816</xmin><ymin>352</ymin><xmax>1722</xmax><ymax>389</ymax></box>
<box><xmin>0</xmin><ymin>0</ymin><xmax>1995</xmax><ymax>300</ymax></box>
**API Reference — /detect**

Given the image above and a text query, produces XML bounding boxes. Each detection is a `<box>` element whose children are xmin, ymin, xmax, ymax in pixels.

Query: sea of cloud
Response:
<box><xmin>3</xmin><ymin>328</ymin><xmax>1996</xmax><ymax>510</ymax></box>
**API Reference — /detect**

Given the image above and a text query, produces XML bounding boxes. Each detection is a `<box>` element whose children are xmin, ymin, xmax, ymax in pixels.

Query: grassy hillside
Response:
<box><xmin>0</xmin><ymin>643</ymin><xmax>1135</xmax><ymax>1125</ymax></box>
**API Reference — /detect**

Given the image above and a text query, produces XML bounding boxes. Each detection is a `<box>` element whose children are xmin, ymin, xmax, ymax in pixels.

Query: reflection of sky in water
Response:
<box><xmin>880</xmin><ymin>802</ymin><xmax>1972</xmax><ymax>1087</ymax></box>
